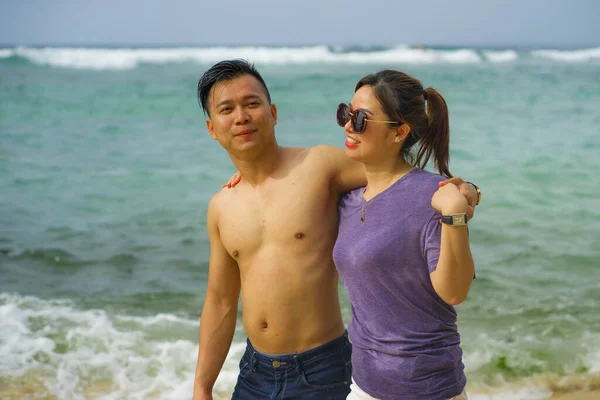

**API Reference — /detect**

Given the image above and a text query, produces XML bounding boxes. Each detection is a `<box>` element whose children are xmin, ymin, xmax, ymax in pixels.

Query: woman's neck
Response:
<box><xmin>363</xmin><ymin>158</ymin><xmax>413</xmax><ymax>201</ymax></box>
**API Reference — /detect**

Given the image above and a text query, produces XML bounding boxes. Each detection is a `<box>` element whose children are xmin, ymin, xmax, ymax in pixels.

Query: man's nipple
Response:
<box><xmin>294</xmin><ymin>232</ymin><xmax>305</xmax><ymax>239</ymax></box>
<box><xmin>233</xmin><ymin>250</ymin><xmax>239</xmax><ymax>258</ymax></box>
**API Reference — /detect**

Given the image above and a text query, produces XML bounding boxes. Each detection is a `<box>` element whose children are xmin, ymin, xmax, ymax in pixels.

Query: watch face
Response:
<box><xmin>452</xmin><ymin>214</ymin><xmax>467</xmax><ymax>225</ymax></box>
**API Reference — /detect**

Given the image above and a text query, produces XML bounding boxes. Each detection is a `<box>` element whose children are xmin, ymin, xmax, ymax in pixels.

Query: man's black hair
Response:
<box><xmin>197</xmin><ymin>59</ymin><xmax>271</xmax><ymax>116</ymax></box>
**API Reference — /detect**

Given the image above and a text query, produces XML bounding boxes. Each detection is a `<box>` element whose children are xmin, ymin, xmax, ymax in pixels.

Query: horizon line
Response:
<box><xmin>1</xmin><ymin>42</ymin><xmax>599</xmax><ymax>50</ymax></box>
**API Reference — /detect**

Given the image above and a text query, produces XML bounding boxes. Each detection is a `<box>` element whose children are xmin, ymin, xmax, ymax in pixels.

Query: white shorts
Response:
<box><xmin>346</xmin><ymin>379</ymin><xmax>468</xmax><ymax>400</ymax></box>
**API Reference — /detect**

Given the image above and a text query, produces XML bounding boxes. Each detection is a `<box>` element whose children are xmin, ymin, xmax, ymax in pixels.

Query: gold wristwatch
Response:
<box><xmin>441</xmin><ymin>213</ymin><xmax>468</xmax><ymax>226</ymax></box>
<box><xmin>467</xmin><ymin>182</ymin><xmax>481</xmax><ymax>206</ymax></box>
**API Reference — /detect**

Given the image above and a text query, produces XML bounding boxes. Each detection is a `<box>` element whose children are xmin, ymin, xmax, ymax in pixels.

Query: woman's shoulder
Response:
<box><xmin>409</xmin><ymin>168</ymin><xmax>445</xmax><ymax>182</ymax></box>
<box><xmin>404</xmin><ymin>169</ymin><xmax>444</xmax><ymax>192</ymax></box>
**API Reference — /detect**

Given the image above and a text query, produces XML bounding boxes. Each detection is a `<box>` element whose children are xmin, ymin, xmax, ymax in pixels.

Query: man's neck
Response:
<box><xmin>230</xmin><ymin>142</ymin><xmax>283</xmax><ymax>186</ymax></box>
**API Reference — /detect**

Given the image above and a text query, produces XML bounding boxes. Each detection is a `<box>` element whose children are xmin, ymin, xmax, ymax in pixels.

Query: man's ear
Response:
<box><xmin>271</xmin><ymin>103</ymin><xmax>278</xmax><ymax>125</ymax></box>
<box><xmin>206</xmin><ymin>119</ymin><xmax>217</xmax><ymax>140</ymax></box>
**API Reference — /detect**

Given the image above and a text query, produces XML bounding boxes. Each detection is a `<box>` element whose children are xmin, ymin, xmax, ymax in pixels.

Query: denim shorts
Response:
<box><xmin>232</xmin><ymin>331</ymin><xmax>352</xmax><ymax>400</ymax></box>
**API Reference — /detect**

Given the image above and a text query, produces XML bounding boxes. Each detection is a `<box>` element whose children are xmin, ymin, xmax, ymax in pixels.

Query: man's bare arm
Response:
<box><xmin>224</xmin><ymin>145</ymin><xmax>480</xmax><ymax>218</ymax></box>
<box><xmin>312</xmin><ymin>145</ymin><xmax>367</xmax><ymax>194</ymax></box>
<box><xmin>322</xmin><ymin>145</ymin><xmax>479</xmax><ymax>217</ymax></box>
<box><xmin>317</xmin><ymin>144</ymin><xmax>479</xmax><ymax>212</ymax></box>
<box><xmin>193</xmin><ymin>195</ymin><xmax>241</xmax><ymax>400</ymax></box>
<box><xmin>221</xmin><ymin>145</ymin><xmax>366</xmax><ymax>193</ymax></box>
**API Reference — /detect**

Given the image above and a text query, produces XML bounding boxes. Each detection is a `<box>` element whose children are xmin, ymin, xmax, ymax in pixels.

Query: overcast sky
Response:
<box><xmin>1</xmin><ymin>0</ymin><xmax>598</xmax><ymax>47</ymax></box>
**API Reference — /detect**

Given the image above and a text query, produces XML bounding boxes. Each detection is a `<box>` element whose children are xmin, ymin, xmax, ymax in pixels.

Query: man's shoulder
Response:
<box><xmin>208</xmin><ymin>187</ymin><xmax>237</xmax><ymax>215</ymax></box>
<box><xmin>280</xmin><ymin>145</ymin><xmax>310</xmax><ymax>159</ymax></box>
<box><xmin>209</xmin><ymin>189</ymin><xmax>225</xmax><ymax>206</ymax></box>
<box><xmin>280</xmin><ymin>144</ymin><xmax>343</xmax><ymax>161</ymax></box>
<box><xmin>210</xmin><ymin>184</ymin><xmax>245</xmax><ymax>206</ymax></box>
<box><xmin>207</xmin><ymin>190</ymin><xmax>225</xmax><ymax>218</ymax></box>
<box><xmin>310</xmin><ymin>144</ymin><xmax>343</xmax><ymax>157</ymax></box>
<box><xmin>305</xmin><ymin>145</ymin><xmax>346</xmax><ymax>169</ymax></box>
<box><xmin>280</xmin><ymin>145</ymin><xmax>340</xmax><ymax>170</ymax></box>
<box><xmin>275</xmin><ymin>146</ymin><xmax>339</xmax><ymax>189</ymax></box>
<box><xmin>207</xmin><ymin>186</ymin><xmax>245</xmax><ymax>227</ymax></box>
<box><xmin>280</xmin><ymin>144</ymin><xmax>336</xmax><ymax>155</ymax></box>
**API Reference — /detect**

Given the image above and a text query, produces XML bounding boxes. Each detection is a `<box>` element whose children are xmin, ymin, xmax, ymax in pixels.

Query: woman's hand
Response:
<box><xmin>432</xmin><ymin>182</ymin><xmax>469</xmax><ymax>216</ymax></box>
<box><xmin>439</xmin><ymin>176</ymin><xmax>476</xmax><ymax>219</ymax></box>
<box><xmin>222</xmin><ymin>171</ymin><xmax>242</xmax><ymax>188</ymax></box>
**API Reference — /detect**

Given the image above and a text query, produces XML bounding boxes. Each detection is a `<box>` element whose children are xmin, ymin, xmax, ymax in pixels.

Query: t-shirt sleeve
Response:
<box><xmin>421</xmin><ymin>211</ymin><xmax>477</xmax><ymax>279</ymax></box>
<box><xmin>422</xmin><ymin>212</ymin><xmax>442</xmax><ymax>274</ymax></box>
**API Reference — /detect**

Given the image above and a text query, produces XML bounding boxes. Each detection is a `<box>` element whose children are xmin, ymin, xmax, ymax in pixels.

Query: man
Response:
<box><xmin>192</xmin><ymin>60</ymin><xmax>479</xmax><ymax>400</ymax></box>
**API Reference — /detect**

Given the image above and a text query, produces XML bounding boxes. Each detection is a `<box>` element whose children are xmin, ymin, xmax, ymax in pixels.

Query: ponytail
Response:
<box><xmin>356</xmin><ymin>70</ymin><xmax>452</xmax><ymax>178</ymax></box>
<box><xmin>415</xmin><ymin>87</ymin><xmax>451</xmax><ymax>178</ymax></box>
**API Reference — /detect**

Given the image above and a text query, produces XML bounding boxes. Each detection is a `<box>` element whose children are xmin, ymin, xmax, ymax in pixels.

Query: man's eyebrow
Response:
<box><xmin>215</xmin><ymin>94</ymin><xmax>262</xmax><ymax>109</ymax></box>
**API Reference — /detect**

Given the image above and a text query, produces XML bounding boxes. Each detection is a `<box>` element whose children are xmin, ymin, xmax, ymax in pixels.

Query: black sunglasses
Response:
<box><xmin>336</xmin><ymin>103</ymin><xmax>400</xmax><ymax>133</ymax></box>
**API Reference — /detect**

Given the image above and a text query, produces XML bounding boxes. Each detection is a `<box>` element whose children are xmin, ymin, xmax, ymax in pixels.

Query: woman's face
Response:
<box><xmin>343</xmin><ymin>85</ymin><xmax>400</xmax><ymax>163</ymax></box>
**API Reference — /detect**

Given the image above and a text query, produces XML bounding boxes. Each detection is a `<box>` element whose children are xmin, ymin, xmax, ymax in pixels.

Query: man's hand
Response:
<box><xmin>439</xmin><ymin>176</ymin><xmax>477</xmax><ymax>219</ymax></box>
<box><xmin>222</xmin><ymin>171</ymin><xmax>241</xmax><ymax>188</ymax></box>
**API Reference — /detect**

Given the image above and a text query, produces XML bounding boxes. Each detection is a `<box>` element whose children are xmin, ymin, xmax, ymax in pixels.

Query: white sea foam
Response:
<box><xmin>532</xmin><ymin>47</ymin><xmax>600</xmax><ymax>62</ymax></box>
<box><xmin>2</xmin><ymin>293</ymin><xmax>599</xmax><ymax>399</ymax></box>
<box><xmin>583</xmin><ymin>330</ymin><xmax>600</xmax><ymax>374</ymax></box>
<box><xmin>0</xmin><ymin>293</ymin><xmax>241</xmax><ymax>399</ymax></box>
<box><xmin>4</xmin><ymin>45</ymin><xmax>484</xmax><ymax>70</ymax></box>
<box><xmin>3</xmin><ymin>46</ymin><xmax>600</xmax><ymax>70</ymax></box>
<box><xmin>115</xmin><ymin>312</ymin><xmax>199</xmax><ymax>327</ymax></box>
<box><xmin>483</xmin><ymin>50</ymin><xmax>520</xmax><ymax>63</ymax></box>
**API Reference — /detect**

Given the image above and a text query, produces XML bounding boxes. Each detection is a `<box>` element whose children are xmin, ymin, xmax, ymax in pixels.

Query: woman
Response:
<box><xmin>333</xmin><ymin>70</ymin><xmax>474</xmax><ymax>400</ymax></box>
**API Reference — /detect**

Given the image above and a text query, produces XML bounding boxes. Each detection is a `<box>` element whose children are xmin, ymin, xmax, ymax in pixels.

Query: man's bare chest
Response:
<box><xmin>218</xmin><ymin>181</ymin><xmax>333</xmax><ymax>257</ymax></box>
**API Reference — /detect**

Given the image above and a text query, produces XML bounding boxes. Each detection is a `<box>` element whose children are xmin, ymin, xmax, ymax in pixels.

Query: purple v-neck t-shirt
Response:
<box><xmin>333</xmin><ymin>169</ymin><xmax>467</xmax><ymax>400</ymax></box>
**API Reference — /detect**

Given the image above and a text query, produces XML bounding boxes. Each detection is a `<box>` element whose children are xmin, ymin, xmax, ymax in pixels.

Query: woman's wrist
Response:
<box><xmin>441</xmin><ymin>197</ymin><xmax>469</xmax><ymax>216</ymax></box>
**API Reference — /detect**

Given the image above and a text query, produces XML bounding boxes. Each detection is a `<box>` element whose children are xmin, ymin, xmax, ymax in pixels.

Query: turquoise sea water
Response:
<box><xmin>1</xmin><ymin>45</ymin><xmax>599</xmax><ymax>399</ymax></box>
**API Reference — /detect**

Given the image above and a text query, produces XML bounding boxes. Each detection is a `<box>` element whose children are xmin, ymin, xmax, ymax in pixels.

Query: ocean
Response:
<box><xmin>1</xmin><ymin>45</ymin><xmax>599</xmax><ymax>399</ymax></box>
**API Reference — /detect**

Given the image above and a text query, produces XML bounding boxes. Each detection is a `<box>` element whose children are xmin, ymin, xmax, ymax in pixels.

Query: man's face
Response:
<box><xmin>206</xmin><ymin>75</ymin><xmax>277</xmax><ymax>155</ymax></box>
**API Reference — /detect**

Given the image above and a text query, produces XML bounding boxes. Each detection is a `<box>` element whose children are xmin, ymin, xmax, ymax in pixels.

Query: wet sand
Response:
<box><xmin>550</xmin><ymin>391</ymin><xmax>600</xmax><ymax>400</ymax></box>
<box><xmin>2</xmin><ymin>373</ymin><xmax>599</xmax><ymax>399</ymax></box>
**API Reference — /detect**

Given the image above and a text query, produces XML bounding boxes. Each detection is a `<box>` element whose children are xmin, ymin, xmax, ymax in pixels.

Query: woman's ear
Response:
<box><xmin>394</xmin><ymin>123</ymin><xmax>411</xmax><ymax>143</ymax></box>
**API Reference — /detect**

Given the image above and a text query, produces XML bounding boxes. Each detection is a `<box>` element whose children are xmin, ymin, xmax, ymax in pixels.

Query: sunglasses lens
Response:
<box><xmin>336</xmin><ymin>104</ymin><xmax>348</xmax><ymax>127</ymax></box>
<box><xmin>353</xmin><ymin>111</ymin><xmax>367</xmax><ymax>133</ymax></box>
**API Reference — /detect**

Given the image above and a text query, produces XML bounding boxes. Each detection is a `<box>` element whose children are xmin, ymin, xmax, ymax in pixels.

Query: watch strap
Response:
<box><xmin>441</xmin><ymin>213</ymin><xmax>468</xmax><ymax>226</ymax></box>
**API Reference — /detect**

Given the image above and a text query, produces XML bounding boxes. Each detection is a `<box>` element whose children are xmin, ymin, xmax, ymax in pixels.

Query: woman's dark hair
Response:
<box><xmin>197</xmin><ymin>59</ymin><xmax>271</xmax><ymax>116</ymax></box>
<box><xmin>355</xmin><ymin>70</ymin><xmax>451</xmax><ymax>177</ymax></box>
